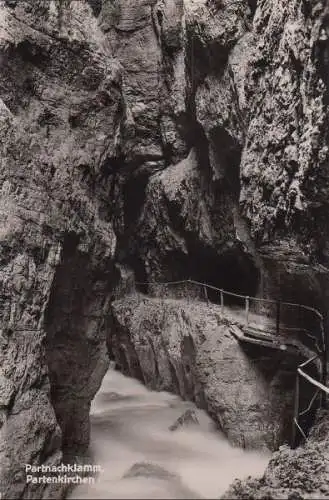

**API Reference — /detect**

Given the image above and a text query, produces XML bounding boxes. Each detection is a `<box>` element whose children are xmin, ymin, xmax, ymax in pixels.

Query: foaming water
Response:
<box><xmin>70</xmin><ymin>369</ymin><xmax>270</xmax><ymax>499</ymax></box>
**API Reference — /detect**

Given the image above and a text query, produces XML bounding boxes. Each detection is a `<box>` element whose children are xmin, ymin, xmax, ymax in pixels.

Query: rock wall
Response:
<box><xmin>1</xmin><ymin>0</ymin><xmax>329</xmax><ymax>498</ymax></box>
<box><xmin>110</xmin><ymin>295</ymin><xmax>300</xmax><ymax>451</ymax></box>
<box><xmin>111</xmin><ymin>0</ymin><xmax>329</xmax><ymax>318</ymax></box>
<box><xmin>0</xmin><ymin>1</ymin><xmax>118</xmax><ymax>497</ymax></box>
<box><xmin>223</xmin><ymin>409</ymin><xmax>329</xmax><ymax>499</ymax></box>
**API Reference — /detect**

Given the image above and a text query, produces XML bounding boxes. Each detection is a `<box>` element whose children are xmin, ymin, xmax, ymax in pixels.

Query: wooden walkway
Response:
<box><xmin>229</xmin><ymin>324</ymin><xmax>302</xmax><ymax>355</ymax></box>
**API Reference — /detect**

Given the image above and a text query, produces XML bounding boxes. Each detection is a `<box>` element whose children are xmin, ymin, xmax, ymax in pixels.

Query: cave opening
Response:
<box><xmin>189</xmin><ymin>244</ymin><xmax>260</xmax><ymax>306</ymax></box>
<box><xmin>149</xmin><ymin>243</ymin><xmax>260</xmax><ymax>306</ymax></box>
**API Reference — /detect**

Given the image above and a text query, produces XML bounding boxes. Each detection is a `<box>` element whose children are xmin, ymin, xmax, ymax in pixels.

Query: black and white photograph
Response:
<box><xmin>0</xmin><ymin>0</ymin><xmax>329</xmax><ymax>499</ymax></box>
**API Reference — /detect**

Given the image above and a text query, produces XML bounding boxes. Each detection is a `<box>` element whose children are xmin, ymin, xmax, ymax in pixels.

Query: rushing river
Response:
<box><xmin>71</xmin><ymin>368</ymin><xmax>270</xmax><ymax>499</ymax></box>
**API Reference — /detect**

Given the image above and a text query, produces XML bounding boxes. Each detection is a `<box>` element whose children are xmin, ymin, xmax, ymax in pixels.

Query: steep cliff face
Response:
<box><xmin>110</xmin><ymin>295</ymin><xmax>299</xmax><ymax>451</ymax></box>
<box><xmin>1</xmin><ymin>0</ymin><xmax>329</xmax><ymax>499</ymax></box>
<box><xmin>118</xmin><ymin>0</ymin><xmax>257</xmax><ymax>291</ymax></box>
<box><xmin>113</xmin><ymin>0</ymin><xmax>329</xmax><ymax>316</ymax></box>
<box><xmin>237</xmin><ymin>0</ymin><xmax>329</xmax><ymax>312</ymax></box>
<box><xmin>0</xmin><ymin>1</ymin><xmax>119</xmax><ymax>497</ymax></box>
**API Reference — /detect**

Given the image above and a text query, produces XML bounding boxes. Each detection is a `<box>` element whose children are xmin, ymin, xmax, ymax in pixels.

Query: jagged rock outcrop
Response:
<box><xmin>110</xmin><ymin>295</ymin><xmax>299</xmax><ymax>451</ymax></box>
<box><xmin>223</xmin><ymin>410</ymin><xmax>329</xmax><ymax>499</ymax></box>
<box><xmin>123</xmin><ymin>462</ymin><xmax>179</xmax><ymax>480</ymax></box>
<box><xmin>0</xmin><ymin>1</ymin><xmax>119</xmax><ymax>497</ymax></box>
<box><xmin>237</xmin><ymin>0</ymin><xmax>329</xmax><ymax>313</ymax></box>
<box><xmin>169</xmin><ymin>408</ymin><xmax>199</xmax><ymax>431</ymax></box>
<box><xmin>123</xmin><ymin>461</ymin><xmax>200</xmax><ymax>498</ymax></box>
<box><xmin>129</xmin><ymin>148</ymin><xmax>258</xmax><ymax>292</ymax></box>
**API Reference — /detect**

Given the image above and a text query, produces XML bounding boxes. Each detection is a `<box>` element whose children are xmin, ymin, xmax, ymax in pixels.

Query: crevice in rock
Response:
<box><xmin>43</xmin><ymin>231</ymin><xmax>111</xmax><ymax>461</ymax></box>
<box><xmin>127</xmin><ymin>256</ymin><xmax>148</xmax><ymax>293</ymax></box>
<box><xmin>247</xmin><ymin>0</ymin><xmax>258</xmax><ymax>17</ymax></box>
<box><xmin>186</xmin><ymin>25</ymin><xmax>231</xmax><ymax>96</ymax></box>
<box><xmin>109</xmin><ymin>316</ymin><xmax>146</xmax><ymax>385</ymax></box>
<box><xmin>241</xmin><ymin>344</ymin><xmax>322</xmax><ymax>448</ymax></box>
<box><xmin>15</xmin><ymin>39</ymin><xmax>50</xmax><ymax>68</ymax></box>
<box><xmin>301</xmin><ymin>0</ymin><xmax>312</xmax><ymax>19</ymax></box>
<box><xmin>123</xmin><ymin>171</ymin><xmax>150</xmax><ymax>230</ymax></box>
<box><xmin>86</xmin><ymin>0</ymin><xmax>102</xmax><ymax>17</ymax></box>
<box><xmin>209</xmin><ymin>126</ymin><xmax>242</xmax><ymax>199</ymax></box>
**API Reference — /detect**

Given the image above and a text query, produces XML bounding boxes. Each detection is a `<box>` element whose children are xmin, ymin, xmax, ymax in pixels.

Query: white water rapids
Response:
<box><xmin>70</xmin><ymin>368</ymin><xmax>270</xmax><ymax>499</ymax></box>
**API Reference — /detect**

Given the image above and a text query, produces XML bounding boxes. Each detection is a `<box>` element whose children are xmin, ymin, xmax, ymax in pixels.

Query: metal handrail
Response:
<box><xmin>293</xmin><ymin>351</ymin><xmax>329</xmax><ymax>447</ymax></box>
<box><xmin>135</xmin><ymin>279</ymin><xmax>324</xmax><ymax>320</ymax></box>
<box><xmin>136</xmin><ymin>279</ymin><xmax>325</xmax><ymax>354</ymax></box>
<box><xmin>298</xmin><ymin>366</ymin><xmax>329</xmax><ymax>395</ymax></box>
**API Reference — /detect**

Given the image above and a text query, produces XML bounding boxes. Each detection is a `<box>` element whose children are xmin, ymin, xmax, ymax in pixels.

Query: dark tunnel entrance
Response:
<box><xmin>139</xmin><ymin>242</ymin><xmax>262</xmax><ymax>304</ymax></box>
<box><xmin>189</xmin><ymin>244</ymin><xmax>260</xmax><ymax>305</ymax></box>
<box><xmin>127</xmin><ymin>242</ymin><xmax>261</xmax><ymax>302</ymax></box>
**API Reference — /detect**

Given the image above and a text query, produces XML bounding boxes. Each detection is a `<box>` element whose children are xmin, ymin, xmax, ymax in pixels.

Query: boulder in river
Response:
<box><xmin>169</xmin><ymin>409</ymin><xmax>200</xmax><ymax>431</ymax></box>
<box><xmin>123</xmin><ymin>461</ymin><xmax>201</xmax><ymax>499</ymax></box>
<box><xmin>123</xmin><ymin>462</ymin><xmax>178</xmax><ymax>481</ymax></box>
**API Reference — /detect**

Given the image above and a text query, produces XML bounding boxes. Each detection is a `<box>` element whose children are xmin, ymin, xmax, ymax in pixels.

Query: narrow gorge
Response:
<box><xmin>0</xmin><ymin>0</ymin><xmax>329</xmax><ymax>499</ymax></box>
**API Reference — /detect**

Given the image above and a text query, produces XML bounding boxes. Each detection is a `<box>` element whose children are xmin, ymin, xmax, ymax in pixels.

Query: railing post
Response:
<box><xmin>321</xmin><ymin>316</ymin><xmax>327</xmax><ymax>408</ymax></box>
<box><xmin>220</xmin><ymin>290</ymin><xmax>224</xmax><ymax>313</ymax></box>
<box><xmin>204</xmin><ymin>285</ymin><xmax>209</xmax><ymax>306</ymax></box>
<box><xmin>186</xmin><ymin>282</ymin><xmax>190</xmax><ymax>304</ymax></box>
<box><xmin>298</xmin><ymin>305</ymin><xmax>302</xmax><ymax>330</ymax></box>
<box><xmin>276</xmin><ymin>300</ymin><xmax>281</xmax><ymax>336</ymax></box>
<box><xmin>291</xmin><ymin>372</ymin><xmax>300</xmax><ymax>449</ymax></box>
<box><xmin>245</xmin><ymin>296</ymin><xmax>250</xmax><ymax>325</ymax></box>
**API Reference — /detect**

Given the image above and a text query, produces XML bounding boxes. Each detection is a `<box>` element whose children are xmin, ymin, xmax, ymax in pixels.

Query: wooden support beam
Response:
<box><xmin>298</xmin><ymin>368</ymin><xmax>329</xmax><ymax>395</ymax></box>
<box><xmin>276</xmin><ymin>300</ymin><xmax>281</xmax><ymax>336</ymax></box>
<box><xmin>204</xmin><ymin>285</ymin><xmax>209</xmax><ymax>306</ymax></box>
<box><xmin>291</xmin><ymin>373</ymin><xmax>300</xmax><ymax>449</ymax></box>
<box><xmin>321</xmin><ymin>319</ymin><xmax>328</xmax><ymax>408</ymax></box>
<box><xmin>245</xmin><ymin>296</ymin><xmax>250</xmax><ymax>325</ymax></box>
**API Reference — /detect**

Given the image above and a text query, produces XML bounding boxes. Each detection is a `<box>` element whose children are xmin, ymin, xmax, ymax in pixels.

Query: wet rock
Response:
<box><xmin>222</xmin><ymin>410</ymin><xmax>329</xmax><ymax>499</ymax></box>
<box><xmin>123</xmin><ymin>461</ymin><xmax>200</xmax><ymax>499</ymax></box>
<box><xmin>111</xmin><ymin>297</ymin><xmax>298</xmax><ymax>451</ymax></box>
<box><xmin>169</xmin><ymin>409</ymin><xmax>200</xmax><ymax>431</ymax></box>
<box><xmin>123</xmin><ymin>462</ymin><xmax>178</xmax><ymax>481</ymax></box>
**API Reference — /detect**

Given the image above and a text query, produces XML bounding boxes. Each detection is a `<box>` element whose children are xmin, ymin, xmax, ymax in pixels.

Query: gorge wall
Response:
<box><xmin>110</xmin><ymin>294</ymin><xmax>302</xmax><ymax>452</ymax></box>
<box><xmin>223</xmin><ymin>409</ymin><xmax>329</xmax><ymax>499</ymax></box>
<box><xmin>0</xmin><ymin>0</ymin><xmax>329</xmax><ymax>499</ymax></box>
